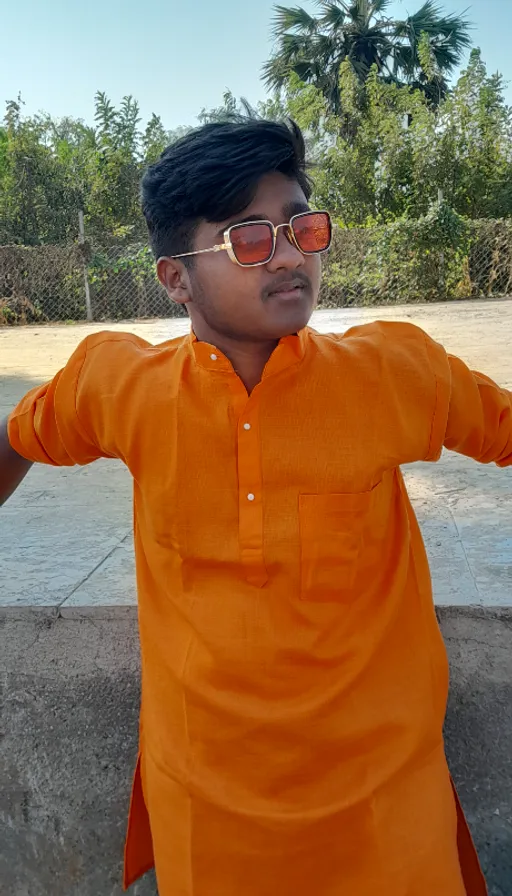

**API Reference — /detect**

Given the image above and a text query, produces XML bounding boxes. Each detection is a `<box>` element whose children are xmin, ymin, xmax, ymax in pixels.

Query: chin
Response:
<box><xmin>270</xmin><ymin>302</ymin><xmax>314</xmax><ymax>337</ymax></box>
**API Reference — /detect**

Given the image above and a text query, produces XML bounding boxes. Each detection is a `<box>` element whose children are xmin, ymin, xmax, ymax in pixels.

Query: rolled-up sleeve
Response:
<box><xmin>7</xmin><ymin>338</ymin><xmax>101</xmax><ymax>465</ymax></box>
<box><xmin>7</xmin><ymin>332</ymin><xmax>149</xmax><ymax>467</ymax></box>
<box><xmin>342</xmin><ymin>321</ymin><xmax>512</xmax><ymax>469</ymax></box>
<box><xmin>443</xmin><ymin>355</ymin><xmax>512</xmax><ymax>466</ymax></box>
<box><xmin>384</xmin><ymin>324</ymin><xmax>512</xmax><ymax>466</ymax></box>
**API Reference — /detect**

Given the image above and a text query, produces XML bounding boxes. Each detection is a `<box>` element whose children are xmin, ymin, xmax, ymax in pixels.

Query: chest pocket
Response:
<box><xmin>299</xmin><ymin>490</ymin><xmax>374</xmax><ymax>602</ymax></box>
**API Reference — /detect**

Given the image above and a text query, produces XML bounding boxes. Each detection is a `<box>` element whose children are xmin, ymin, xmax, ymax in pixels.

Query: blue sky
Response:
<box><xmin>1</xmin><ymin>0</ymin><xmax>510</xmax><ymax>131</ymax></box>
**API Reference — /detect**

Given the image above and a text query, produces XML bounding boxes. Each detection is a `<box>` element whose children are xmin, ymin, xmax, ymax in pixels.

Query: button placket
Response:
<box><xmin>236</xmin><ymin>398</ymin><xmax>267</xmax><ymax>588</ymax></box>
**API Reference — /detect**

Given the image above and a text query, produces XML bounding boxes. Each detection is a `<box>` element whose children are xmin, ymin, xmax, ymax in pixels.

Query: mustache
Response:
<box><xmin>262</xmin><ymin>271</ymin><xmax>312</xmax><ymax>301</ymax></box>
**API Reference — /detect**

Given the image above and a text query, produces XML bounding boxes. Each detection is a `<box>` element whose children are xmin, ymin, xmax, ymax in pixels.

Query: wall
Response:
<box><xmin>1</xmin><ymin>607</ymin><xmax>511</xmax><ymax>896</ymax></box>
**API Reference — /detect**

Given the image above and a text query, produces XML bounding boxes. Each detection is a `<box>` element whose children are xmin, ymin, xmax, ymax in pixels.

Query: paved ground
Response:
<box><xmin>1</xmin><ymin>299</ymin><xmax>512</xmax><ymax>613</ymax></box>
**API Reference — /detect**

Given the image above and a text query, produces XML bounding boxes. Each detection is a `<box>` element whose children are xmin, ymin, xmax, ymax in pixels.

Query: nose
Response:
<box><xmin>266</xmin><ymin>224</ymin><xmax>305</xmax><ymax>272</ymax></box>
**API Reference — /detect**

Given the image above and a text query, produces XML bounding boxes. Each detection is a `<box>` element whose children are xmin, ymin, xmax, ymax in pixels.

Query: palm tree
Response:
<box><xmin>263</xmin><ymin>0</ymin><xmax>472</xmax><ymax>114</ymax></box>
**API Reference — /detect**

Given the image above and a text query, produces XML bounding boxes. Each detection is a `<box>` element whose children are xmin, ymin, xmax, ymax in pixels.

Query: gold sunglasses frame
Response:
<box><xmin>163</xmin><ymin>211</ymin><xmax>332</xmax><ymax>268</ymax></box>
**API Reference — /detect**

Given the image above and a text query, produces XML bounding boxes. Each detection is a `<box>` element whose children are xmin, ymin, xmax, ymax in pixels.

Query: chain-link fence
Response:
<box><xmin>0</xmin><ymin>241</ymin><xmax>180</xmax><ymax>325</ymax></box>
<box><xmin>1</xmin><ymin>218</ymin><xmax>512</xmax><ymax>325</ymax></box>
<box><xmin>321</xmin><ymin>217</ymin><xmax>512</xmax><ymax>307</ymax></box>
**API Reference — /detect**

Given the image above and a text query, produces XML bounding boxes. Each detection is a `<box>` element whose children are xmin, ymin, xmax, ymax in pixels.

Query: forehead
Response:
<box><xmin>238</xmin><ymin>171</ymin><xmax>309</xmax><ymax>220</ymax></box>
<box><xmin>205</xmin><ymin>172</ymin><xmax>310</xmax><ymax>234</ymax></box>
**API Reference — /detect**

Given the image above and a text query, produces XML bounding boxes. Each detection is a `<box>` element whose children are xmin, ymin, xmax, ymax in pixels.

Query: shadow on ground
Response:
<box><xmin>0</xmin><ymin>372</ymin><xmax>46</xmax><ymax>420</ymax></box>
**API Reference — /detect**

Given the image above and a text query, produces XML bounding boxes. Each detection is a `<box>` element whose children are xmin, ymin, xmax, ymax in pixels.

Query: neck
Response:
<box><xmin>192</xmin><ymin>319</ymin><xmax>278</xmax><ymax>394</ymax></box>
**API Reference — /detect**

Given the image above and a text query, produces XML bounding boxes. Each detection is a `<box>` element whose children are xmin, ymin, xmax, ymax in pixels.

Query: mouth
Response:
<box><xmin>267</xmin><ymin>280</ymin><xmax>309</xmax><ymax>301</ymax></box>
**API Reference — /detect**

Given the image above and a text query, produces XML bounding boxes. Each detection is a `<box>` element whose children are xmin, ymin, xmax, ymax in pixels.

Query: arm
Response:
<box><xmin>444</xmin><ymin>355</ymin><xmax>512</xmax><ymax>466</ymax></box>
<box><xmin>5</xmin><ymin>332</ymin><xmax>151</xmax><ymax>482</ymax></box>
<box><xmin>0</xmin><ymin>418</ymin><xmax>33</xmax><ymax>506</ymax></box>
<box><xmin>342</xmin><ymin>321</ymin><xmax>512</xmax><ymax>470</ymax></box>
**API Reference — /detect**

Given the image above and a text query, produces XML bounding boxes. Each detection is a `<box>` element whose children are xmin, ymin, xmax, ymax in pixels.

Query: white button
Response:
<box><xmin>247</xmin><ymin>493</ymin><xmax>255</xmax><ymax>502</ymax></box>
<box><xmin>210</xmin><ymin>353</ymin><xmax>218</xmax><ymax>361</ymax></box>
<box><xmin>243</xmin><ymin>423</ymin><xmax>251</xmax><ymax>431</ymax></box>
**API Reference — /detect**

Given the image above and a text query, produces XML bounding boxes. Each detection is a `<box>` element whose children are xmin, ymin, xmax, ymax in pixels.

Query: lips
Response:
<box><xmin>268</xmin><ymin>279</ymin><xmax>308</xmax><ymax>297</ymax></box>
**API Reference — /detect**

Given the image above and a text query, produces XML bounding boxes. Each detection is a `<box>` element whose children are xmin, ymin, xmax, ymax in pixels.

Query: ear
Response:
<box><xmin>157</xmin><ymin>257</ymin><xmax>192</xmax><ymax>307</ymax></box>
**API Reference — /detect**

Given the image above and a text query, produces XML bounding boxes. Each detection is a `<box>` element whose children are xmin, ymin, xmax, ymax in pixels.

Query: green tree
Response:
<box><xmin>143</xmin><ymin>113</ymin><xmax>170</xmax><ymax>163</ymax></box>
<box><xmin>309</xmin><ymin>50</ymin><xmax>512</xmax><ymax>224</ymax></box>
<box><xmin>0</xmin><ymin>97</ymin><xmax>84</xmax><ymax>245</ymax></box>
<box><xmin>433</xmin><ymin>49</ymin><xmax>512</xmax><ymax>218</ymax></box>
<box><xmin>198</xmin><ymin>90</ymin><xmax>258</xmax><ymax>124</ymax></box>
<box><xmin>263</xmin><ymin>0</ymin><xmax>472</xmax><ymax>115</ymax></box>
<box><xmin>0</xmin><ymin>93</ymin><xmax>180</xmax><ymax>247</ymax></box>
<box><xmin>85</xmin><ymin>92</ymin><xmax>144</xmax><ymax>240</ymax></box>
<box><xmin>2</xmin><ymin>51</ymin><xmax>511</xmax><ymax>256</ymax></box>
<box><xmin>86</xmin><ymin>94</ymin><xmax>192</xmax><ymax>238</ymax></box>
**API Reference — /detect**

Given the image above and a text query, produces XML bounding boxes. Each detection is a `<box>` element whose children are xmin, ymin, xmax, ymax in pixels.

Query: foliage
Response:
<box><xmin>0</xmin><ymin>97</ymin><xmax>85</xmax><ymax>245</ymax></box>
<box><xmin>1</xmin><ymin>31</ymin><xmax>512</xmax><ymax>325</ymax></box>
<box><xmin>0</xmin><ymin>244</ymin><xmax>85</xmax><ymax>323</ymax></box>
<box><xmin>305</xmin><ymin>51</ymin><xmax>512</xmax><ymax>225</ymax></box>
<box><xmin>434</xmin><ymin>50</ymin><xmax>512</xmax><ymax>219</ymax></box>
<box><xmin>263</xmin><ymin>0</ymin><xmax>472</xmax><ymax>114</ymax></box>
<box><xmin>0</xmin><ymin>92</ymin><xmax>179</xmax><ymax>249</ymax></box>
<box><xmin>198</xmin><ymin>90</ymin><xmax>258</xmax><ymax>124</ymax></box>
<box><xmin>199</xmin><ymin>51</ymin><xmax>512</xmax><ymax>228</ymax></box>
<box><xmin>2</xmin><ymin>215</ymin><xmax>512</xmax><ymax>324</ymax></box>
<box><xmin>87</xmin><ymin>244</ymin><xmax>182</xmax><ymax>320</ymax></box>
<box><xmin>364</xmin><ymin>201</ymin><xmax>471</xmax><ymax>302</ymax></box>
<box><xmin>1</xmin><ymin>44</ymin><xmax>510</xmax><ymax>249</ymax></box>
<box><xmin>197</xmin><ymin>79</ymin><xmax>337</xmax><ymax>163</ymax></box>
<box><xmin>320</xmin><ymin>211</ymin><xmax>509</xmax><ymax>307</ymax></box>
<box><xmin>467</xmin><ymin>218</ymin><xmax>512</xmax><ymax>296</ymax></box>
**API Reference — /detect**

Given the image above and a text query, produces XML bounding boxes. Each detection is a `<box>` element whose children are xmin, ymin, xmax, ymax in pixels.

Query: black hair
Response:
<box><xmin>141</xmin><ymin>118</ymin><xmax>312</xmax><ymax>261</ymax></box>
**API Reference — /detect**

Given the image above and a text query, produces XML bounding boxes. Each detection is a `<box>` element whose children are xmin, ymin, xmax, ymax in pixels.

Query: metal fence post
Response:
<box><xmin>78</xmin><ymin>211</ymin><xmax>93</xmax><ymax>322</ymax></box>
<box><xmin>437</xmin><ymin>189</ymin><xmax>445</xmax><ymax>297</ymax></box>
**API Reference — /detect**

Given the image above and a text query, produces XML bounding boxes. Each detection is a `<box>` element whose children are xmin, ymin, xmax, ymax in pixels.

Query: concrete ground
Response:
<box><xmin>1</xmin><ymin>299</ymin><xmax>512</xmax><ymax>614</ymax></box>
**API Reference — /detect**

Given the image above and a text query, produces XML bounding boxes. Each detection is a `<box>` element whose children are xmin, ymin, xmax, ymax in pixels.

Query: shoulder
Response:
<box><xmin>82</xmin><ymin>330</ymin><xmax>184</xmax><ymax>357</ymax></box>
<box><xmin>73</xmin><ymin>331</ymin><xmax>189</xmax><ymax>404</ymax></box>
<box><xmin>309</xmin><ymin>320</ymin><xmax>431</xmax><ymax>349</ymax></box>
<box><xmin>307</xmin><ymin>320</ymin><xmax>445</xmax><ymax>366</ymax></box>
<box><xmin>78</xmin><ymin>330</ymin><xmax>187</xmax><ymax>373</ymax></box>
<box><xmin>306</xmin><ymin>322</ymin><xmax>450</xmax><ymax>400</ymax></box>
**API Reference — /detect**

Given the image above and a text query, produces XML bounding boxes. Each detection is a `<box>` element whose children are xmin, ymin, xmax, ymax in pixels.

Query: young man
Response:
<box><xmin>1</xmin><ymin>119</ymin><xmax>509</xmax><ymax>896</ymax></box>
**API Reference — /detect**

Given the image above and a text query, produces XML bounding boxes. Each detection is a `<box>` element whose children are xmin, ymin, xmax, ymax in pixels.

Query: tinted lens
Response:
<box><xmin>229</xmin><ymin>222</ymin><xmax>274</xmax><ymax>265</ymax></box>
<box><xmin>292</xmin><ymin>212</ymin><xmax>331</xmax><ymax>254</ymax></box>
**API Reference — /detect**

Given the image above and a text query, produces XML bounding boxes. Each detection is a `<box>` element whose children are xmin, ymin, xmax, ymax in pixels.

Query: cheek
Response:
<box><xmin>309</xmin><ymin>256</ymin><xmax>322</xmax><ymax>287</ymax></box>
<box><xmin>194</xmin><ymin>258</ymin><xmax>264</xmax><ymax>311</ymax></box>
<box><xmin>301</xmin><ymin>256</ymin><xmax>322</xmax><ymax>297</ymax></box>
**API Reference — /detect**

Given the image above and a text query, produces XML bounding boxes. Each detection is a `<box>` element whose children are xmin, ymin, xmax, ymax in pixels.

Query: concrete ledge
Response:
<box><xmin>1</xmin><ymin>607</ymin><xmax>511</xmax><ymax>896</ymax></box>
<box><xmin>439</xmin><ymin>607</ymin><xmax>512</xmax><ymax>896</ymax></box>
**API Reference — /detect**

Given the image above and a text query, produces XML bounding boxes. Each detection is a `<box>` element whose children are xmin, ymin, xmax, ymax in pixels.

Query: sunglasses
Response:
<box><xmin>169</xmin><ymin>210</ymin><xmax>332</xmax><ymax>267</ymax></box>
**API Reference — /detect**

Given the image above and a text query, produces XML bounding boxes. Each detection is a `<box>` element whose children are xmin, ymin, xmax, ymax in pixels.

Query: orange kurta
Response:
<box><xmin>10</xmin><ymin>321</ymin><xmax>511</xmax><ymax>896</ymax></box>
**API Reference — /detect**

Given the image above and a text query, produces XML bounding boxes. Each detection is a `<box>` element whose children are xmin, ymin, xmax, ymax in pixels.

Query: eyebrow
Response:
<box><xmin>216</xmin><ymin>201</ymin><xmax>311</xmax><ymax>237</ymax></box>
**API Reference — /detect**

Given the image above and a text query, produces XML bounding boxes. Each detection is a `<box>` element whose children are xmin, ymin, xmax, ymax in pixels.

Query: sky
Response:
<box><xmin>1</xmin><ymin>0</ymin><xmax>511</xmax><ymax>132</ymax></box>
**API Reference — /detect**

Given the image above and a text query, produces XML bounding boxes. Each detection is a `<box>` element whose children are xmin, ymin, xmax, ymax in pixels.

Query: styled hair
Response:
<box><xmin>141</xmin><ymin>119</ymin><xmax>312</xmax><ymax>261</ymax></box>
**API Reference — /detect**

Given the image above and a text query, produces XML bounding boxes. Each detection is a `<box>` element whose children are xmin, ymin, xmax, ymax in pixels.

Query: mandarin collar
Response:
<box><xmin>189</xmin><ymin>328</ymin><xmax>309</xmax><ymax>378</ymax></box>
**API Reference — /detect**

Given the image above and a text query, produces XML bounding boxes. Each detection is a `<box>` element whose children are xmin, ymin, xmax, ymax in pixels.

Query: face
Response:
<box><xmin>157</xmin><ymin>172</ymin><xmax>323</xmax><ymax>344</ymax></box>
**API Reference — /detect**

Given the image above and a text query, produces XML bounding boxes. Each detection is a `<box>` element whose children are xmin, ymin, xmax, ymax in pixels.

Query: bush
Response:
<box><xmin>468</xmin><ymin>219</ymin><xmax>512</xmax><ymax>297</ymax></box>
<box><xmin>88</xmin><ymin>244</ymin><xmax>184</xmax><ymax>320</ymax></box>
<box><xmin>2</xmin><ymin>210</ymin><xmax>512</xmax><ymax>323</ymax></box>
<box><xmin>0</xmin><ymin>245</ymin><xmax>85</xmax><ymax>324</ymax></box>
<box><xmin>320</xmin><ymin>206</ymin><xmax>510</xmax><ymax>307</ymax></box>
